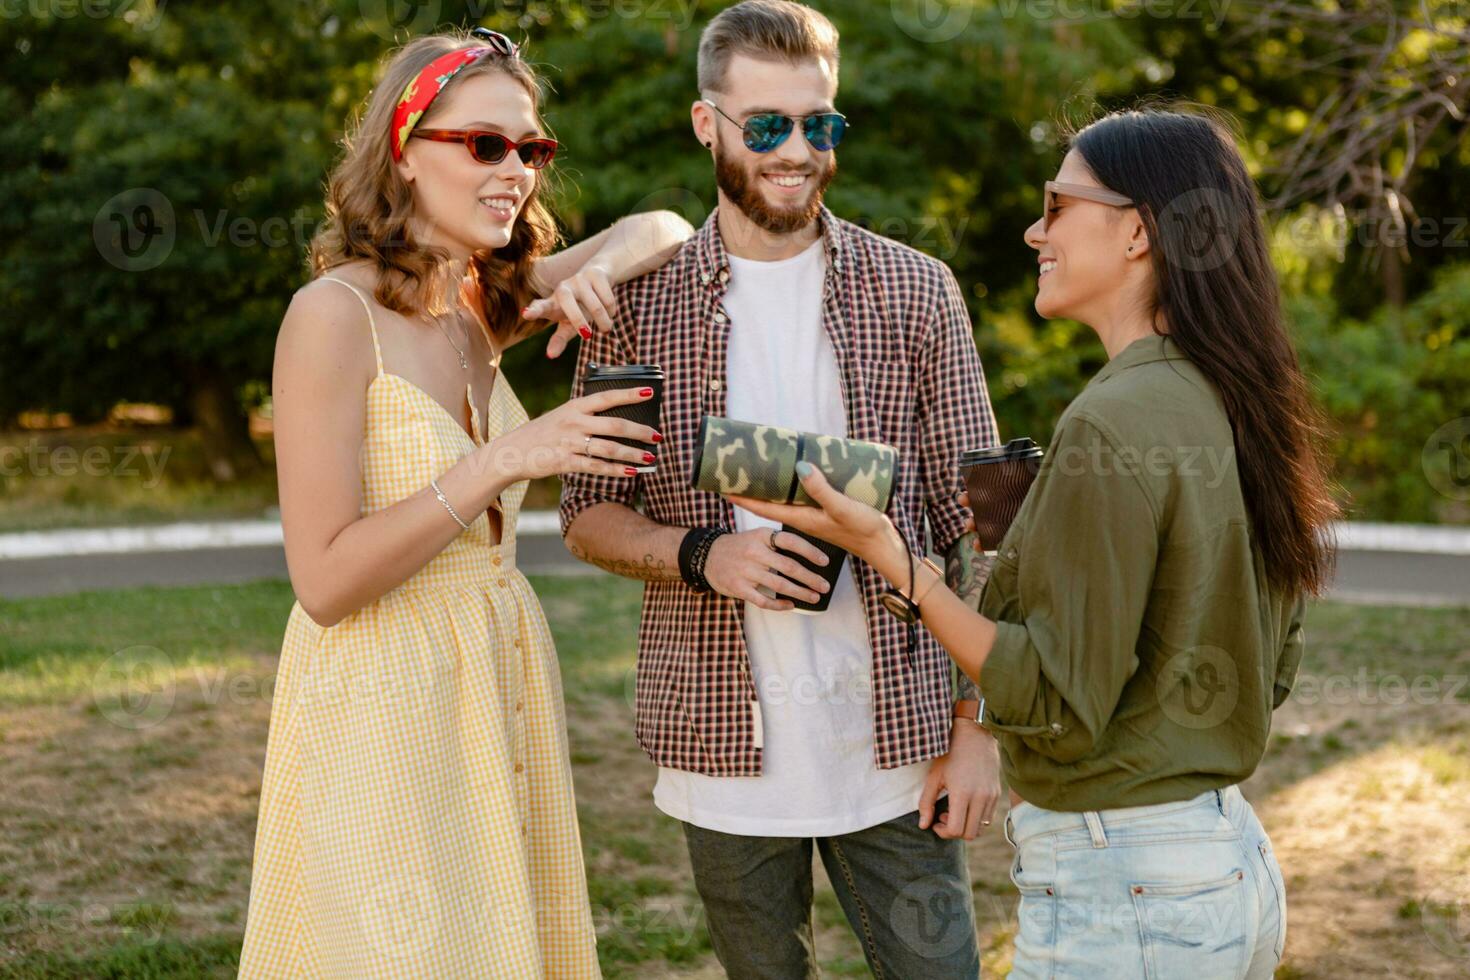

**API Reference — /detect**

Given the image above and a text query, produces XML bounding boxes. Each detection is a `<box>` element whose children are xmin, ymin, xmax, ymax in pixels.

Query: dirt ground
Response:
<box><xmin>1</xmin><ymin>595</ymin><xmax>1467</xmax><ymax>977</ymax></box>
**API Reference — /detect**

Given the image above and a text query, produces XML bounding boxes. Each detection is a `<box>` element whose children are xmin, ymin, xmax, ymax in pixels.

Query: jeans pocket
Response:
<box><xmin>1009</xmin><ymin>852</ymin><xmax>1057</xmax><ymax>973</ymax></box>
<box><xmin>1257</xmin><ymin>839</ymin><xmax>1287</xmax><ymax>960</ymax></box>
<box><xmin>1130</xmin><ymin>867</ymin><xmax>1248</xmax><ymax>980</ymax></box>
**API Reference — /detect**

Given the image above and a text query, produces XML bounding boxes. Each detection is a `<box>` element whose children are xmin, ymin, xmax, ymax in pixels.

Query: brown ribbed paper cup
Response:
<box><xmin>960</xmin><ymin>437</ymin><xmax>1045</xmax><ymax>554</ymax></box>
<box><xmin>582</xmin><ymin>364</ymin><xmax>663</xmax><ymax>473</ymax></box>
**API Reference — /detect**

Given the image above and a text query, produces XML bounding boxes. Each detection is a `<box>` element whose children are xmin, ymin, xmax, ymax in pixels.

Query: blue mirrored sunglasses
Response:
<box><xmin>702</xmin><ymin>99</ymin><xmax>848</xmax><ymax>153</ymax></box>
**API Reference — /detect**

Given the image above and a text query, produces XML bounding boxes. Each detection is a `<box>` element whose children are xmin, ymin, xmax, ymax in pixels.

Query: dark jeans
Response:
<box><xmin>681</xmin><ymin>797</ymin><xmax>981</xmax><ymax>979</ymax></box>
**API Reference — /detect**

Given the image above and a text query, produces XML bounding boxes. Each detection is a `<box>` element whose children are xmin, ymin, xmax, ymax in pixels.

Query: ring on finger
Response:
<box><xmin>768</xmin><ymin>529</ymin><xmax>780</xmax><ymax>551</ymax></box>
<box><xmin>583</xmin><ymin>435</ymin><xmax>593</xmax><ymax>457</ymax></box>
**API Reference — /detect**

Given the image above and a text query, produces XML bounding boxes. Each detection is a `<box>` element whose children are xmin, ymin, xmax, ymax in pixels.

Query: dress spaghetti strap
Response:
<box><xmin>317</xmin><ymin>274</ymin><xmax>384</xmax><ymax>378</ymax></box>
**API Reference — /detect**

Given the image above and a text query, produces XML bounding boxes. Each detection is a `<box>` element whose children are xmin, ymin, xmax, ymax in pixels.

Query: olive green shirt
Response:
<box><xmin>978</xmin><ymin>333</ymin><xmax>1305</xmax><ymax>812</ymax></box>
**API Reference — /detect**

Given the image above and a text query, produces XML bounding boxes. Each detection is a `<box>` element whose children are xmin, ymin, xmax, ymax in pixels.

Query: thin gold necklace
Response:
<box><xmin>424</xmin><ymin>309</ymin><xmax>470</xmax><ymax>370</ymax></box>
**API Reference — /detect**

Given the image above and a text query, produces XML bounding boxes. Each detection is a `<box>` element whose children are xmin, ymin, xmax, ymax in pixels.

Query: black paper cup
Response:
<box><xmin>959</xmin><ymin>437</ymin><xmax>1045</xmax><ymax>554</ymax></box>
<box><xmin>772</xmin><ymin>525</ymin><xmax>846</xmax><ymax>615</ymax></box>
<box><xmin>583</xmin><ymin>363</ymin><xmax>663</xmax><ymax>473</ymax></box>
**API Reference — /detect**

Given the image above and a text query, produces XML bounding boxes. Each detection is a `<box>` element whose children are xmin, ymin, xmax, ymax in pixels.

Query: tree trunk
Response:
<box><xmin>187</xmin><ymin>362</ymin><xmax>262</xmax><ymax>483</ymax></box>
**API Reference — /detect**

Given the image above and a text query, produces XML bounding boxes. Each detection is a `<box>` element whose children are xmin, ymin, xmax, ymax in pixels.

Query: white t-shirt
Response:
<box><xmin>653</xmin><ymin>239</ymin><xmax>932</xmax><ymax>836</ymax></box>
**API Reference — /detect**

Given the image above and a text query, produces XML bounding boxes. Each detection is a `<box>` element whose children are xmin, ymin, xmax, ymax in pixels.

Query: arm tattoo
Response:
<box><xmin>565</xmin><ymin>541</ymin><xmax>677</xmax><ymax>582</ymax></box>
<box><xmin>944</xmin><ymin>530</ymin><xmax>990</xmax><ymax>607</ymax></box>
<box><xmin>944</xmin><ymin>530</ymin><xmax>991</xmax><ymax>702</ymax></box>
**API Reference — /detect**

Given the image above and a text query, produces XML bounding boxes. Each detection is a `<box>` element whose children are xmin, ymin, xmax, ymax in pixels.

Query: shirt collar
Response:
<box><xmin>1089</xmin><ymin>332</ymin><xmax>1185</xmax><ymax>387</ymax></box>
<box><xmin>694</xmin><ymin>203</ymin><xmax>848</xmax><ymax>287</ymax></box>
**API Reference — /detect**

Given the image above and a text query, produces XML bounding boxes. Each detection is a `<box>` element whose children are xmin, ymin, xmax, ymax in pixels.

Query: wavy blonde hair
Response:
<box><xmin>308</xmin><ymin>28</ymin><xmax>560</xmax><ymax>341</ymax></box>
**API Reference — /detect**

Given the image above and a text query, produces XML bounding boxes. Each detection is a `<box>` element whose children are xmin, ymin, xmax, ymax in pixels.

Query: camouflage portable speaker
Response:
<box><xmin>689</xmin><ymin>416</ymin><xmax>899</xmax><ymax>511</ymax></box>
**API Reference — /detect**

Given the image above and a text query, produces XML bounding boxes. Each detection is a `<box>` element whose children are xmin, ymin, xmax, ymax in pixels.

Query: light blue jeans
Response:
<box><xmin>1004</xmin><ymin>784</ymin><xmax>1286</xmax><ymax>979</ymax></box>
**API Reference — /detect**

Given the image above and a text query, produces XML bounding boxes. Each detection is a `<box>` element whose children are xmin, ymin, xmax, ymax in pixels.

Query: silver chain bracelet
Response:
<box><xmin>430</xmin><ymin>477</ymin><xmax>471</xmax><ymax>530</ymax></box>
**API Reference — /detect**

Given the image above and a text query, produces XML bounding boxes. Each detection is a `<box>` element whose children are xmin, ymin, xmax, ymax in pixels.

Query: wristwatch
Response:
<box><xmin>953</xmin><ymin>697</ymin><xmax>988</xmax><ymax>732</ymax></box>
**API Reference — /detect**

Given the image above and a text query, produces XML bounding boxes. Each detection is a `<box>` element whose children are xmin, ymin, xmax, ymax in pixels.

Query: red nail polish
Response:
<box><xmin>578</xmin><ymin>325</ymin><xmax>592</xmax><ymax>339</ymax></box>
<box><xmin>651</xmin><ymin>432</ymin><xmax>663</xmax><ymax>444</ymax></box>
<box><xmin>624</xmin><ymin>467</ymin><xmax>637</xmax><ymax>476</ymax></box>
<box><xmin>642</xmin><ymin>451</ymin><xmax>656</xmax><ymax>463</ymax></box>
<box><xmin>639</xmin><ymin>387</ymin><xmax>653</xmax><ymax>397</ymax></box>
<box><xmin>521</xmin><ymin>307</ymin><xmax>531</xmax><ymax>316</ymax></box>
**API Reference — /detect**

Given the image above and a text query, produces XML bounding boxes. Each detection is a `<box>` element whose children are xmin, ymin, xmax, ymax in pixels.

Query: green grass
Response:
<box><xmin>1421</xmin><ymin>742</ymin><xmax>1470</xmax><ymax>784</ymax></box>
<box><xmin>0</xmin><ymin>934</ymin><xmax>243</xmax><ymax>980</ymax></box>
<box><xmin>0</xmin><ymin>575</ymin><xmax>641</xmax><ymax>706</ymax></box>
<box><xmin>536</xmin><ymin>577</ymin><xmax>641</xmax><ymax>683</ymax></box>
<box><xmin>0</xmin><ymin>426</ymin><xmax>564</xmax><ymax>532</ymax></box>
<box><xmin>0</xmin><ymin>575</ymin><xmax>705</xmax><ymax>978</ymax></box>
<box><xmin>0</xmin><ymin>582</ymin><xmax>292</xmax><ymax>707</ymax></box>
<box><xmin>1</xmin><ymin>580</ymin><xmax>1466</xmax><ymax>977</ymax></box>
<box><xmin>1288</xmin><ymin>602</ymin><xmax>1470</xmax><ymax>682</ymax></box>
<box><xmin>0</xmin><ymin>428</ymin><xmax>279</xmax><ymax>533</ymax></box>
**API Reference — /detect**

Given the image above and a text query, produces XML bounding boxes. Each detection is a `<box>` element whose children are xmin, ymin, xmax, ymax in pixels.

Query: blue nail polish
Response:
<box><xmin>795</xmin><ymin>461</ymin><xmax>814</xmax><ymax>477</ymax></box>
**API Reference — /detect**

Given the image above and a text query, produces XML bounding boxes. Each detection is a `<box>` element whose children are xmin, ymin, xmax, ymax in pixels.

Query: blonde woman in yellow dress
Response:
<box><xmin>238</xmin><ymin>28</ymin><xmax>690</xmax><ymax>978</ymax></box>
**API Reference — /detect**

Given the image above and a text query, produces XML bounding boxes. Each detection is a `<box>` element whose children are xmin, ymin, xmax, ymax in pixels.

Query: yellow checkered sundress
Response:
<box><xmin>239</xmin><ymin>275</ymin><xmax>600</xmax><ymax>978</ymax></box>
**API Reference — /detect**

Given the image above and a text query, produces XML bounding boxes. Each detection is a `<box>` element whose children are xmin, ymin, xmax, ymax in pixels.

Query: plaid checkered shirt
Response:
<box><xmin>559</xmin><ymin>206</ymin><xmax>998</xmax><ymax>775</ymax></box>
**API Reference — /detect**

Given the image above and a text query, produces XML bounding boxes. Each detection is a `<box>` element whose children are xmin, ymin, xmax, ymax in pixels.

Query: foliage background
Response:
<box><xmin>1</xmin><ymin>0</ymin><xmax>1467</xmax><ymax>521</ymax></box>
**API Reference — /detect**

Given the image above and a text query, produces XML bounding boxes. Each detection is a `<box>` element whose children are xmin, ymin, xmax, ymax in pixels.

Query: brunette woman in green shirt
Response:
<box><xmin>728</xmin><ymin>107</ymin><xmax>1338</xmax><ymax>978</ymax></box>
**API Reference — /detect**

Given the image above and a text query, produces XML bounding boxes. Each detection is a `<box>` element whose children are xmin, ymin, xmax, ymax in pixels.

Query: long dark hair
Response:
<box><xmin>1069</xmin><ymin>106</ymin><xmax>1339</xmax><ymax>597</ymax></box>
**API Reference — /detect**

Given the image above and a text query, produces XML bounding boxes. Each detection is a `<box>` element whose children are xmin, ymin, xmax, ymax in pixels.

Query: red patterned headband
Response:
<box><xmin>390</xmin><ymin>29</ymin><xmax>519</xmax><ymax>162</ymax></box>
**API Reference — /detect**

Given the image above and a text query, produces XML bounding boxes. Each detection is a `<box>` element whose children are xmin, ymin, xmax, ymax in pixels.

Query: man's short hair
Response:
<box><xmin>697</xmin><ymin>0</ymin><xmax>840</xmax><ymax>94</ymax></box>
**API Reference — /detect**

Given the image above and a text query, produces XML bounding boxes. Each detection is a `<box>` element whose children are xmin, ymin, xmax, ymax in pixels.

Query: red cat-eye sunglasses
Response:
<box><xmin>409</xmin><ymin>129</ymin><xmax>558</xmax><ymax>169</ymax></box>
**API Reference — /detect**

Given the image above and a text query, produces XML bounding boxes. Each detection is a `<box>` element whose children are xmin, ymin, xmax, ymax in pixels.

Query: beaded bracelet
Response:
<box><xmin>679</xmin><ymin>526</ymin><xmax>727</xmax><ymax>593</ymax></box>
<box><xmin>430</xmin><ymin>477</ymin><xmax>471</xmax><ymax>531</ymax></box>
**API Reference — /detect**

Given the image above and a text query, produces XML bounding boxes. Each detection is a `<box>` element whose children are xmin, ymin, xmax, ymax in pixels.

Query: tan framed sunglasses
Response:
<box><xmin>1044</xmin><ymin>180</ymin><xmax>1135</xmax><ymax>231</ymax></box>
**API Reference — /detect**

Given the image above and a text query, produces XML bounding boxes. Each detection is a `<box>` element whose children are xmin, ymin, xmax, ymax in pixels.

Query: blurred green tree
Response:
<box><xmin>0</xmin><ymin>1</ymin><xmax>383</xmax><ymax>479</ymax></box>
<box><xmin>1</xmin><ymin>0</ymin><xmax>1465</xmax><ymax>523</ymax></box>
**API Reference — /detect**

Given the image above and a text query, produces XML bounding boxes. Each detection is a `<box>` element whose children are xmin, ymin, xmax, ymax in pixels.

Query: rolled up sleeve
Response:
<box><xmin>979</xmin><ymin>414</ymin><xmax>1160</xmax><ymax>763</ymax></box>
<box><xmin>918</xmin><ymin>265</ymin><xmax>997</xmax><ymax>555</ymax></box>
<box><xmin>1273</xmin><ymin>593</ymin><xmax>1306</xmax><ymax>709</ymax></box>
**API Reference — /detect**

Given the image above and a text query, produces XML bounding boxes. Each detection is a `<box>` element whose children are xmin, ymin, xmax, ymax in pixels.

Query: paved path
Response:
<box><xmin>2</xmin><ymin>516</ymin><xmax>1467</xmax><ymax>607</ymax></box>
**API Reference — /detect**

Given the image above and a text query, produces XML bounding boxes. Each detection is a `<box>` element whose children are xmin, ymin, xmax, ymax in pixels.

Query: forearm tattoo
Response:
<box><xmin>566</xmin><ymin>541</ymin><xmax>677</xmax><ymax>582</ymax></box>
<box><xmin>944</xmin><ymin>531</ymin><xmax>990</xmax><ymax>703</ymax></box>
<box><xmin>944</xmin><ymin>530</ymin><xmax>991</xmax><ymax>608</ymax></box>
